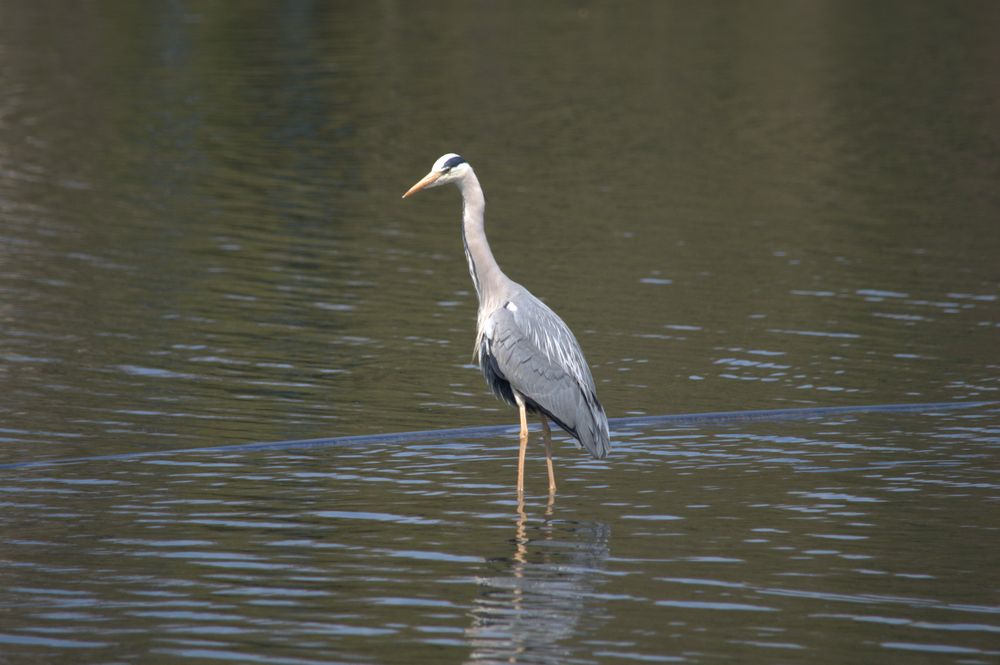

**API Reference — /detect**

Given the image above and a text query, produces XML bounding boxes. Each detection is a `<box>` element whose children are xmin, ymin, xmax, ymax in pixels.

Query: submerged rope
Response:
<box><xmin>0</xmin><ymin>400</ymin><xmax>992</xmax><ymax>471</ymax></box>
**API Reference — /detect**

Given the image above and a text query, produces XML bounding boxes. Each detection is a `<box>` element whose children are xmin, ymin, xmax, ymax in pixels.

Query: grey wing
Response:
<box><xmin>481</xmin><ymin>294</ymin><xmax>610</xmax><ymax>459</ymax></box>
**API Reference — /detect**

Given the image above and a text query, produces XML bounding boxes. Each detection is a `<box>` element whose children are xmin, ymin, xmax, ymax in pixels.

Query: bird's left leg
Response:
<box><xmin>540</xmin><ymin>416</ymin><xmax>556</xmax><ymax>493</ymax></box>
<box><xmin>514</xmin><ymin>393</ymin><xmax>529</xmax><ymax>494</ymax></box>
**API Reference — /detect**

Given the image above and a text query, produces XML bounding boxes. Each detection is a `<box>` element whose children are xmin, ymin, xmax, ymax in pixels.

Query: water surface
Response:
<box><xmin>0</xmin><ymin>2</ymin><xmax>998</xmax><ymax>663</ymax></box>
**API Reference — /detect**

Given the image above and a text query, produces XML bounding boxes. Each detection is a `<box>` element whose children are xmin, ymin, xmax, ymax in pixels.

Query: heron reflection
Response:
<box><xmin>464</xmin><ymin>496</ymin><xmax>611</xmax><ymax>664</ymax></box>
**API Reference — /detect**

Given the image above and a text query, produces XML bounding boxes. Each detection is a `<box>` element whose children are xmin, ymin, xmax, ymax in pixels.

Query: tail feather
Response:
<box><xmin>530</xmin><ymin>383</ymin><xmax>610</xmax><ymax>460</ymax></box>
<box><xmin>577</xmin><ymin>395</ymin><xmax>611</xmax><ymax>460</ymax></box>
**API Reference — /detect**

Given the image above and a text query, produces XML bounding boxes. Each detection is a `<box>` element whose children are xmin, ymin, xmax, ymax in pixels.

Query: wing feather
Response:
<box><xmin>480</xmin><ymin>293</ymin><xmax>610</xmax><ymax>459</ymax></box>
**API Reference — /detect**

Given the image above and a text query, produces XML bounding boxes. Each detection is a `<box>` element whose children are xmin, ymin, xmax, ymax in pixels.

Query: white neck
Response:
<box><xmin>457</xmin><ymin>167</ymin><xmax>509</xmax><ymax>310</ymax></box>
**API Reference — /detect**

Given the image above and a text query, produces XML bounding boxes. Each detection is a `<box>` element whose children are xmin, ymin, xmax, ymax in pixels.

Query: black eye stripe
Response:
<box><xmin>442</xmin><ymin>155</ymin><xmax>466</xmax><ymax>170</ymax></box>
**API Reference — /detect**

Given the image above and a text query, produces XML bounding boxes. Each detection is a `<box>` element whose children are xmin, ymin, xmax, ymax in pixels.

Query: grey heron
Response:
<box><xmin>402</xmin><ymin>153</ymin><xmax>610</xmax><ymax>494</ymax></box>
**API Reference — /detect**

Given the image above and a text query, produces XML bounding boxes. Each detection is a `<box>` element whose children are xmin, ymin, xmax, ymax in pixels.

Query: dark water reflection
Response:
<box><xmin>1</xmin><ymin>408</ymin><xmax>998</xmax><ymax>663</ymax></box>
<box><xmin>1</xmin><ymin>1</ymin><xmax>999</xmax><ymax>663</ymax></box>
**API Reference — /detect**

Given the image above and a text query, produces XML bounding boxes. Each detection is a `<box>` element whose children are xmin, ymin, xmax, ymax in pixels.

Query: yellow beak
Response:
<box><xmin>401</xmin><ymin>171</ymin><xmax>441</xmax><ymax>199</ymax></box>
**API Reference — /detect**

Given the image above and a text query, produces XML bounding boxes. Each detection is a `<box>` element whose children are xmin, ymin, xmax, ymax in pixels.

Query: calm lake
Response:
<box><xmin>1</xmin><ymin>2</ymin><xmax>998</xmax><ymax>663</ymax></box>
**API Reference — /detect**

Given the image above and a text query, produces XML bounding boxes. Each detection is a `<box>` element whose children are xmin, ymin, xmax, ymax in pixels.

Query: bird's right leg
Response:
<box><xmin>540</xmin><ymin>416</ymin><xmax>556</xmax><ymax>493</ymax></box>
<box><xmin>514</xmin><ymin>393</ymin><xmax>529</xmax><ymax>494</ymax></box>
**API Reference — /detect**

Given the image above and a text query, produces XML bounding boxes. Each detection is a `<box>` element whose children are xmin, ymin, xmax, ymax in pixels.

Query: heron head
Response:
<box><xmin>402</xmin><ymin>153</ymin><xmax>469</xmax><ymax>198</ymax></box>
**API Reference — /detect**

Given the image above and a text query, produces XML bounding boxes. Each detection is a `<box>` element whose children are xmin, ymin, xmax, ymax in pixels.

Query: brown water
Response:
<box><xmin>1</xmin><ymin>2</ymin><xmax>998</xmax><ymax>663</ymax></box>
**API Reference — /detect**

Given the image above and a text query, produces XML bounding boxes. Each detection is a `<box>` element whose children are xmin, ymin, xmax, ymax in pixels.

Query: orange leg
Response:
<box><xmin>540</xmin><ymin>416</ymin><xmax>557</xmax><ymax>493</ymax></box>
<box><xmin>515</xmin><ymin>394</ymin><xmax>529</xmax><ymax>494</ymax></box>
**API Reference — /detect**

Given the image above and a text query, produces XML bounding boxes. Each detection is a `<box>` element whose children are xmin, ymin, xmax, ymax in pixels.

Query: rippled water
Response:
<box><xmin>3</xmin><ymin>406</ymin><xmax>998</xmax><ymax>663</ymax></box>
<box><xmin>1</xmin><ymin>2</ymin><xmax>999</xmax><ymax>663</ymax></box>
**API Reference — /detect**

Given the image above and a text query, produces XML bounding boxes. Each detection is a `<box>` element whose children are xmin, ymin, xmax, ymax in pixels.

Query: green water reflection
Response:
<box><xmin>1</xmin><ymin>2</ymin><xmax>996</xmax><ymax>460</ymax></box>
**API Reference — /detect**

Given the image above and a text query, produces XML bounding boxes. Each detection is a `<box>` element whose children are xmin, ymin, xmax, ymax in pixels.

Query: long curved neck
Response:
<box><xmin>457</xmin><ymin>168</ymin><xmax>507</xmax><ymax>309</ymax></box>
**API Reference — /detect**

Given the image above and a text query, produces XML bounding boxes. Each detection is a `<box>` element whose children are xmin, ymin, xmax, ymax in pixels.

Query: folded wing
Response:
<box><xmin>479</xmin><ymin>293</ymin><xmax>610</xmax><ymax>459</ymax></box>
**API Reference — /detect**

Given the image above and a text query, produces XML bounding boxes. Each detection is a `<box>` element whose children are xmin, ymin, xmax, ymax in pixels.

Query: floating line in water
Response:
<box><xmin>0</xmin><ymin>400</ymin><xmax>992</xmax><ymax>471</ymax></box>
